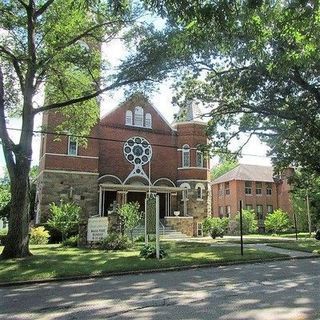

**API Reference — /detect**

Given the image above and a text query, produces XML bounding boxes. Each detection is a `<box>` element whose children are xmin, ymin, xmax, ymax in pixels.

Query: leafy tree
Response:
<box><xmin>118</xmin><ymin>202</ymin><xmax>142</xmax><ymax>243</ymax></box>
<box><xmin>232</xmin><ymin>210</ymin><xmax>257</xmax><ymax>235</ymax></box>
<box><xmin>203</xmin><ymin>216</ymin><xmax>229</xmax><ymax>239</ymax></box>
<box><xmin>211</xmin><ymin>156</ymin><xmax>238</xmax><ymax>181</ymax></box>
<box><xmin>265</xmin><ymin>209</ymin><xmax>291</xmax><ymax>234</ymax></box>
<box><xmin>143</xmin><ymin>1</ymin><xmax>320</xmax><ymax>174</ymax></box>
<box><xmin>0</xmin><ymin>1</ymin><xmax>169</xmax><ymax>259</ymax></box>
<box><xmin>48</xmin><ymin>202</ymin><xmax>81</xmax><ymax>241</ymax></box>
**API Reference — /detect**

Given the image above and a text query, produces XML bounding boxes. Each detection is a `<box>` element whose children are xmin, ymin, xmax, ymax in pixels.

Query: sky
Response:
<box><xmin>0</xmin><ymin>27</ymin><xmax>272</xmax><ymax>177</ymax></box>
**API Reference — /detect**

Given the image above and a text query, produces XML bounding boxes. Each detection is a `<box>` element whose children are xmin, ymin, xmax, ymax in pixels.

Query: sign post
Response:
<box><xmin>239</xmin><ymin>200</ymin><xmax>244</xmax><ymax>256</ymax></box>
<box><xmin>155</xmin><ymin>195</ymin><xmax>160</xmax><ymax>260</ymax></box>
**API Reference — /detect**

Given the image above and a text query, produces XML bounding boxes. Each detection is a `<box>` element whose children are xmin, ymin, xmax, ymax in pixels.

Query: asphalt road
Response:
<box><xmin>1</xmin><ymin>258</ymin><xmax>320</xmax><ymax>320</ymax></box>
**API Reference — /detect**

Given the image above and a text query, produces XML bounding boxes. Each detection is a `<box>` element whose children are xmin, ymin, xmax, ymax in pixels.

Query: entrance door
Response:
<box><xmin>127</xmin><ymin>192</ymin><xmax>146</xmax><ymax>212</ymax></box>
<box><xmin>159</xmin><ymin>193</ymin><xmax>166</xmax><ymax>219</ymax></box>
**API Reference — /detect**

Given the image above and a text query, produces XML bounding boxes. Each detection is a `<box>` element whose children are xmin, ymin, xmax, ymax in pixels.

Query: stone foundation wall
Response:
<box><xmin>37</xmin><ymin>171</ymin><xmax>99</xmax><ymax>223</ymax></box>
<box><xmin>165</xmin><ymin>216</ymin><xmax>194</xmax><ymax>237</ymax></box>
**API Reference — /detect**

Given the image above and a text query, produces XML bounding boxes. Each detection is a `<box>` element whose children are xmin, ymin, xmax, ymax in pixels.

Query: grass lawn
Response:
<box><xmin>0</xmin><ymin>241</ymin><xmax>287</xmax><ymax>283</ymax></box>
<box><xmin>268</xmin><ymin>239</ymin><xmax>320</xmax><ymax>253</ymax></box>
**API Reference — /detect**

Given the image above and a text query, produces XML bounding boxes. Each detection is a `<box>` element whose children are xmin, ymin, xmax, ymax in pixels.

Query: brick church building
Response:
<box><xmin>36</xmin><ymin>94</ymin><xmax>211</xmax><ymax>237</ymax></box>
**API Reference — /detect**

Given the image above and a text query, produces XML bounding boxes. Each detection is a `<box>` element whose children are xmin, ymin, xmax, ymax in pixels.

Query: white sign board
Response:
<box><xmin>87</xmin><ymin>217</ymin><xmax>108</xmax><ymax>242</ymax></box>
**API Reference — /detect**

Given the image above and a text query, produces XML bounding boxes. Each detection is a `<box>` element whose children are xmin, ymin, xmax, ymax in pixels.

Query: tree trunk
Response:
<box><xmin>1</xmin><ymin>163</ymin><xmax>32</xmax><ymax>259</ymax></box>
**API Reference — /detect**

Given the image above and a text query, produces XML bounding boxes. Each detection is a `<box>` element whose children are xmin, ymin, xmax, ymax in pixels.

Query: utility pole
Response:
<box><xmin>306</xmin><ymin>190</ymin><xmax>312</xmax><ymax>237</ymax></box>
<box><xmin>239</xmin><ymin>200</ymin><xmax>244</xmax><ymax>256</ymax></box>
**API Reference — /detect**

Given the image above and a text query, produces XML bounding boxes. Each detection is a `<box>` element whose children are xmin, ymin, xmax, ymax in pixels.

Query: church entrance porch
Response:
<box><xmin>98</xmin><ymin>184</ymin><xmax>186</xmax><ymax>218</ymax></box>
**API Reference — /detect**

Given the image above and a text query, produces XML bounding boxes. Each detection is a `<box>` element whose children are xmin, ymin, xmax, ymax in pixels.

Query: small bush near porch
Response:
<box><xmin>0</xmin><ymin>242</ymin><xmax>286</xmax><ymax>284</ymax></box>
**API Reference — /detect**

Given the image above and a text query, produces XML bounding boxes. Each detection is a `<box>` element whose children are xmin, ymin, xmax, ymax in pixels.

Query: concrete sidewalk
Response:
<box><xmin>246</xmin><ymin>243</ymin><xmax>316</xmax><ymax>258</ymax></box>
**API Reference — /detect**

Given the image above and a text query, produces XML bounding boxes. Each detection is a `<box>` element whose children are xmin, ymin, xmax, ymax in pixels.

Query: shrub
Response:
<box><xmin>139</xmin><ymin>244</ymin><xmax>167</xmax><ymax>259</ymax></box>
<box><xmin>315</xmin><ymin>230</ymin><xmax>320</xmax><ymax>241</ymax></box>
<box><xmin>265</xmin><ymin>209</ymin><xmax>291</xmax><ymax>234</ymax></box>
<box><xmin>29</xmin><ymin>226</ymin><xmax>50</xmax><ymax>245</ymax></box>
<box><xmin>135</xmin><ymin>235</ymin><xmax>156</xmax><ymax>242</ymax></box>
<box><xmin>62</xmin><ymin>235</ymin><xmax>79</xmax><ymax>247</ymax></box>
<box><xmin>118</xmin><ymin>202</ymin><xmax>142</xmax><ymax>243</ymax></box>
<box><xmin>203</xmin><ymin>217</ymin><xmax>228</xmax><ymax>239</ymax></box>
<box><xmin>0</xmin><ymin>228</ymin><xmax>7</xmax><ymax>245</ymax></box>
<box><xmin>48</xmin><ymin>201</ymin><xmax>81</xmax><ymax>241</ymax></box>
<box><xmin>100</xmin><ymin>233</ymin><xmax>130</xmax><ymax>250</ymax></box>
<box><xmin>233</xmin><ymin>210</ymin><xmax>258</xmax><ymax>234</ymax></box>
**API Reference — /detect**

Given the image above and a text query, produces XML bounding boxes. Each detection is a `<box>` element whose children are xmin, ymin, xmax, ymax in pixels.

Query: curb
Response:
<box><xmin>0</xmin><ymin>254</ymin><xmax>318</xmax><ymax>288</ymax></box>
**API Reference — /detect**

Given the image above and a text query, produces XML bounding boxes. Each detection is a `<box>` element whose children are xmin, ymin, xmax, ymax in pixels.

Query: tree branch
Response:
<box><xmin>0</xmin><ymin>67</ymin><xmax>16</xmax><ymax>175</ymax></box>
<box><xmin>291</xmin><ymin>67</ymin><xmax>320</xmax><ymax>106</ymax></box>
<box><xmin>16</xmin><ymin>0</ymin><xmax>28</xmax><ymax>9</ymax></box>
<box><xmin>0</xmin><ymin>46</ymin><xmax>25</xmax><ymax>92</ymax></box>
<box><xmin>33</xmin><ymin>77</ymin><xmax>148</xmax><ymax>114</ymax></box>
<box><xmin>35</xmin><ymin>0</ymin><xmax>55</xmax><ymax>17</ymax></box>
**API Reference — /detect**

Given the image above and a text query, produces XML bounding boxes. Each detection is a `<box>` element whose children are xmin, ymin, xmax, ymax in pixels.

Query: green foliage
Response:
<box><xmin>143</xmin><ymin>1</ymin><xmax>320</xmax><ymax>174</ymax></box>
<box><xmin>118</xmin><ymin>202</ymin><xmax>142</xmax><ymax>242</ymax></box>
<box><xmin>233</xmin><ymin>210</ymin><xmax>258</xmax><ymax>235</ymax></box>
<box><xmin>100</xmin><ymin>233</ymin><xmax>130</xmax><ymax>251</ymax></box>
<box><xmin>29</xmin><ymin>227</ymin><xmax>50</xmax><ymax>245</ymax></box>
<box><xmin>48</xmin><ymin>202</ymin><xmax>81</xmax><ymax>241</ymax></box>
<box><xmin>135</xmin><ymin>234</ymin><xmax>156</xmax><ymax>242</ymax></box>
<box><xmin>0</xmin><ymin>228</ymin><xmax>7</xmax><ymax>245</ymax></box>
<box><xmin>62</xmin><ymin>235</ymin><xmax>79</xmax><ymax>247</ymax></box>
<box><xmin>139</xmin><ymin>244</ymin><xmax>167</xmax><ymax>259</ymax></box>
<box><xmin>211</xmin><ymin>158</ymin><xmax>238</xmax><ymax>181</ymax></box>
<box><xmin>265</xmin><ymin>209</ymin><xmax>291</xmax><ymax>234</ymax></box>
<box><xmin>203</xmin><ymin>217</ymin><xmax>229</xmax><ymax>239</ymax></box>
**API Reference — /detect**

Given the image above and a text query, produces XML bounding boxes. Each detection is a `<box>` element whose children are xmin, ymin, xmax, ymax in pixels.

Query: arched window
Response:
<box><xmin>145</xmin><ymin>113</ymin><xmax>152</xmax><ymax>128</ymax></box>
<box><xmin>195</xmin><ymin>183</ymin><xmax>205</xmax><ymax>200</ymax></box>
<box><xmin>125</xmin><ymin>110</ymin><xmax>133</xmax><ymax>125</ymax></box>
<box><xmin>196</xmin><ymin>146</ymin><xmax>204</xmax><ymax>167</ymax></box>
<box><xmin>182</xmin><ymin>144</ymin><xmax>190</xmax><ymax>167</ymax></box>
<box><xmin>134</xmin><ymin>106</ymin><xmax>144</xmax><ymax>127</ymax></box>
<box><xmin>197</xmin><ymin>187</ymin><xmax>202</xmax><ymax>199</ymax></box>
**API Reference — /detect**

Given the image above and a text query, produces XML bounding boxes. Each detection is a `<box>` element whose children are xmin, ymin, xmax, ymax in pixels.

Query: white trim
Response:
<box><xmin>98</xmin><ymin>174</ymin><xmax>123</xmax><ymax>184</ymax></box>
<box><xmin>153</xmin><ymin>178</ymin><xmax>176</xmax><ymax>187</ymax></box>
<box><xmin>44</xmin><ymin>152</ymin><xmax>99</xmax><ymax>159</ymax></box>
<box><xmin>100</xmin><ymin>183</ymin><xmax>186</xmax><ymax>192</ymax></box>
<box><xmin>177</xmin><ymin>179</ymin><xmax>210</xmax><ymax>183</ymax></box>
<box><xmin>178</xmin><ymin>167</ymin><xmax>209</xmax><ymax>170</ymax></box>
<box><xmin>165</xmin><ymin>216</ymin><xmax>193</xmax><ymax>220</ymax></box>
<box><xmin>172</xmin><ymin>121</ymin><xmax>207</xmax><ymax>126</ymax></box>
<box><xmin>42</xmin><ymin>169</ymin><xmax>99</xmax><ymax>175</ymax></box>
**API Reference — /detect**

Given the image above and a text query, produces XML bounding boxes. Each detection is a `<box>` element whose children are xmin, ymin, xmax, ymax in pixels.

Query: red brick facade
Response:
<box><xmin>211</xmin><ymin>165</ymin><xmax>293</xmax><ymax>231</ymax></box>
<box><xmin>36</xmin><ymin>95</ymin><xmax>211</xmax><ymax>236</ymax></box>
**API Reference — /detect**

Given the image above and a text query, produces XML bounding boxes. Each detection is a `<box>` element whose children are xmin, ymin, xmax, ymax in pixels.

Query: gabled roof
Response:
<box><xmin>212</xmin><ymin>164</ymin><xmax>275</xmax><ymax>184</ymax></box>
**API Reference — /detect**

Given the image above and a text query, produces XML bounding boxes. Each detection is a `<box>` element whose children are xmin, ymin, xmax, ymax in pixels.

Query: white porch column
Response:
<box><xmin>98</xmin><ymin>186</ymin><xmax>102</xmax><ymax>216</ymax></box>
<box><xmin>183</xmin><ymin>190</ymin><xmax>187</xmax><ymax>216</ymax></box>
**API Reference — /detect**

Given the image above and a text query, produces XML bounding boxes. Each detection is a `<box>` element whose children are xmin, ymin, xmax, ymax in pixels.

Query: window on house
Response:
<box><xmin>145</xmin><ymin>113</ymin><xmax>152</xmax><ymax>128</ymax></box>
<box><xmin>225</xmin><ymin>182</ymin><xmax>230</xmax><ymax>195</ymax></box>
<box><xmin>218</xmin><ymin>184</ymin><xmax>223</xmax><ymax>196</ymax></box>
<box><xmin>256</xmin><ymin>205</ymin><xmax>263</xmax><ymax>220</ymax></box>
<box><xmin>225</xmin><ymin>205</ymin><xmax>231</xmax><ymax>217</ymax></box>
<box><xmin>246</xmin><ymin>204</ymin><xmax>253</xmax><ymax>211</ymax></box>
<box><xmin>245</xmin><ymin>181</ymin><xmax>252</xmax><ymax>195</ymax></box>
<box><xmin>196</xmin><ymin>147</ymin><xmax>204</xmax><ymax>167</ymax></box>
<box><xmin>267</xmin><ymin>205</ymin><xmax>273</xmax><ymax>213</ymax></box>
<box><xmin>219</xmin><ymin>206</ymin><xmax>224</xmax><ymax>218</ymax></box>
<box><xmin>256</xmin><ymin>182</ymin><xmax>262</xmax><ymax>195</ymax></box>
<box><xmin>125</xmin><ymin>110</ymin><xmax>133</xmax><ymax>125</ymax></box>
<box><xmin>134</xmin><ymin>106</ymin><xmax>144</xmax><ymax>126</ymax></box>
<box><xmin>68</xmin><ymin>137</ymin><xmax>78</xmax><ymax>156</ymax></box>
<box><xmin>266</xmin><ymin>183</ymin><xmax>272</xmax><ymax>195</ymax></box>
<box><xmin>182</xmin><ymin>144</ymin><xmax>190</xmax><ymax>167</ymax></box>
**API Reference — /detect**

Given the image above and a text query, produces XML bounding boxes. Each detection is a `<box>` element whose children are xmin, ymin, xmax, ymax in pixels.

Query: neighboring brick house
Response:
<box><xmin>211</xmin><ymin>164</ymin><xmax>293</xmax><ymax>231</ymax></box>
<box><xmin>36</xmin><ymin>94</ymin><xmax>211</xmax><ymax>237</ymax></box>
